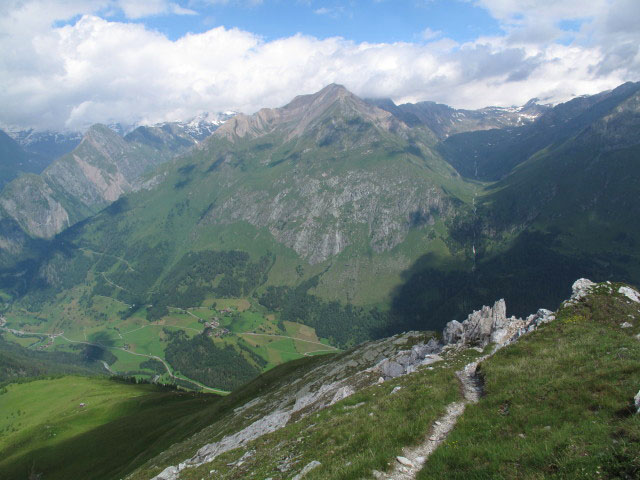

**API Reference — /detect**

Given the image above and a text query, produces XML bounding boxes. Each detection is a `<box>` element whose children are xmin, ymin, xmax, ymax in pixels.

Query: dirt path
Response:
<box><xmin>167</xmin><ymin>306</ymin><xmax>203</xmax><ymax>321</ymax></box>
<box><xmin>100</xmin><ymin>272</ymin><xmax>130</xmax><ymax>292</ymax></box>
<box><xmin>80</xmin><ymin>247</ymin><xmax>138</xmax><ymax>272</ymax></box>
<box><xmin>376</xmin><ymin>355</ymin><xmax>489</xmax><ymax>480</ymax></box>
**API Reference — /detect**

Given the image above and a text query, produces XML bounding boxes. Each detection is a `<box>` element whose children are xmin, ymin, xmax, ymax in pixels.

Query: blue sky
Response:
<box><xmin>1</xmin><ymin>0</ymin><xmax>639</xmax><ymax>131</ymax></box>
<box><xmin>127</xmin><ymin>1</ymin><xmax>504</xmax><ymax>44</ymax></box>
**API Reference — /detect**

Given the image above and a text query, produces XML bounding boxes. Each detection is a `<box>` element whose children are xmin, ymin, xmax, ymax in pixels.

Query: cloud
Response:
<box><xmin>421</xmin><ymin>28</ymin><xmax>442</xmax><ymax>41</ymax></box>
<box><xmin>0</xmin><ymin>0</ymin><xmax>638</xmax><ymax>131</ymax></box>
<box><xmin>312</xmin><ymin>6</ymin><xmax>347</xmax><ymax>18</ymax></box>
<box><xmin>117</xmin><ymin>0</ymin><xmax>197</xmax><ymax>19</ymax></box>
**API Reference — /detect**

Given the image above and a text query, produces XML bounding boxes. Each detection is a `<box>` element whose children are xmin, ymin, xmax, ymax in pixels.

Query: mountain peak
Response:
<box><xmin>215</xmin><ymin>84</ymin><xmax>398</xmax><ymax>142</ymax></box>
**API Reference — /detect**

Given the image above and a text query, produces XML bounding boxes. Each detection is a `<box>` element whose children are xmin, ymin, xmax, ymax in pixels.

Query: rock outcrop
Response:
<box><xmin>443</xmin><ymin>299</ymin><xmax>556</xmax><ymax>349</ymax></box>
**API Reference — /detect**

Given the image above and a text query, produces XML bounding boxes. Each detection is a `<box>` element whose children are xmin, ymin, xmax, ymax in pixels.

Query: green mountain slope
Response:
<box><xmin>393</xmin><ymin>82</ymin><xmax>640</xmax><ymax>329</ymax></box>
<box><xmin>2</xmin><ymin>84</ymin><xmax>475</xmax><ymax>328</ymax></box>
<box><xmin>420</xmin><ymin>282</ymin><xmax>640</xmax><ymax>478</ymax></box>
<box><xmin>0</xmin><ymin>376</ymin><xmax>224</xmax><ymax>480</ymax></box>
<box><xmin>480</xmin><ymin>85</ymin><xmax>640</xmax><ymax>279</ymax></box>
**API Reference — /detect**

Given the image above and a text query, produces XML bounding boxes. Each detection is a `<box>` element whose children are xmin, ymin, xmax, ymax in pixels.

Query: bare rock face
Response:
<box><xmin>443</xmin><ymin>299</ymin><xmax>516</xmax><ymax>347</ymax></box>
<box><xmin>204</xmin><ymin>168</ymin><xmax>447</xmax><ymax>264</ymax></box>
<box><xmin>369</xmin><ymin>338</ymin><xmax>442</xmax><ymax>380</ymax></box>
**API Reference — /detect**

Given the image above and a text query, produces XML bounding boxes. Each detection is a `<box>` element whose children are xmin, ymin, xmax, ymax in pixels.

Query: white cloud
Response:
<box><xmin>117</xmin><ymin>0</ymin><xmax>197</xmax><ymax>19</ymax></box>
<box><xmin>312</xmin><ymin>6</ymin><xmax>346</xmax><ymax>18</ymax></box>
<box><xmin>421</xmin><ymin>28</ymin><xmax>442</xmax><ymax>41</ymax></box>
<box><xmin>0</xmin><ymin>0</ymin><xmax>638</xmax><ymax>131</ymax></box>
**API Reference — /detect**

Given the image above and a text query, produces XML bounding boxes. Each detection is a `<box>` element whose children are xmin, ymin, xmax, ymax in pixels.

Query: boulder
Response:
<box><xmin>443</xmin><ymin>300</ymin><xmax>558</xmax><ymax>348</ymax></box>
<box><xmin>329</xmin><ymin>386</ymin><xmax>355</xmax><ymax>406</ymax></box>
<box><xmin>376</xmin><ymin>359</ymin><xmax>405</xmax><ymax>379</ymax></box>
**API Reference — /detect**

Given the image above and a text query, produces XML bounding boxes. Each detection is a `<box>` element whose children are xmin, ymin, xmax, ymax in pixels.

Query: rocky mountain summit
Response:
<box><xmin>143</xmin><ymin>278</ymin><xmax>639</xmax><ymax>480</ymax></box>
<box><xmin>214</xmin><ymin>84</ymin><xmax>404</xmax><ymax>143</ymax></box>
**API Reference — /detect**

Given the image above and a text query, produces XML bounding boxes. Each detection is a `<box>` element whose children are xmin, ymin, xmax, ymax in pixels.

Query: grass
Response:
<box><xmin>3</xmin><ymin>331</ymin><xmax>41</xmax><ymax>348</ymax></box>
<box><xmin>0</xmin><ymin>376</ymin><xmax>224</xmax><ymax>480</ymax></box>
<box><xmin>418</xmin><ymin>283</ymin><xmax>640</xmax><ymax>479</ymax></box>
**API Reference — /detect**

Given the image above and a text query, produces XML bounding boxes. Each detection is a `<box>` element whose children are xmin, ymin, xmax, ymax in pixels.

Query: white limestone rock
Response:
<box><xmin>570</xmin><ymin>278</ymin><xmax>596</xmax><ymax>301</ymax></box>
<box><xmin>292</xmin><ymin>460</ymin><xmax>321</xmax><ymax>479</ymax></box>
<box><xmin>619</xmin><ymin>286</ymin><xmax>640</xmax><ymax>303</ymax></box>
<box><xmin>329</xmin><ymin>386</ymin><xmax>355</xmax><ymax>406</ymax></box>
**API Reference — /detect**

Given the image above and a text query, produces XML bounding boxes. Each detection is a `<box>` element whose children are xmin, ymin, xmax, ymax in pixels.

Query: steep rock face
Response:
<box><xmin>0</xmin><ymin>175</ymin><xmax>71</xmax><ymax>238</ymax></box>
<box><xmin>204</xmin><ymin>168</ymin><xmax>447</xmax><ymax>263</ymax></box>
<box><xmin>0</xmin><ymin>123</ymin><xmax>204</xmax><ymax>241</ymax></box>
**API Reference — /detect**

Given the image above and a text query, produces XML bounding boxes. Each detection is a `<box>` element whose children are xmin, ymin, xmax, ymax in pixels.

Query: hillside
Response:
<box><xmin>4</xmin><ymin>278</ymin><xmax>636</xmax><ymax>479</ymax></box>
<box><xmin>436</xmin><ymin>81</ymin><xmax>640</xmax><ymax>181</ymax></box>
<box><xmin>0</xmin><ymin>376</ymin><xmax>224</xmax><ymax>480</ymax></box>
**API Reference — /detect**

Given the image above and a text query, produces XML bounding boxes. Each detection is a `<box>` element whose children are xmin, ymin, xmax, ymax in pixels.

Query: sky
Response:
<box><xmin>1</xmin><ymin>0</ymin><xmax>639</xmax><ymax>131</ymax></box>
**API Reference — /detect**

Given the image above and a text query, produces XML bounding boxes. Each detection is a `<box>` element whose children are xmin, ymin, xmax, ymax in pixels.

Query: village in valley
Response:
<box><xmin>0</xmin><ymin>295</ymin><xmax>338</xmax><ymax>392</ymax></box>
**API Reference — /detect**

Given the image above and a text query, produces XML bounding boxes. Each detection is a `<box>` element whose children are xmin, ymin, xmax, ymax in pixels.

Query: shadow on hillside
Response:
<box><xmin>384</xmin><ymin>230</ymin><xmax>633</xmax><ymax>335</ymax></box>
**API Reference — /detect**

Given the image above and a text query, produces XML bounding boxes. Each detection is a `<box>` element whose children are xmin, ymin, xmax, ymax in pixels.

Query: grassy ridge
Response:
<box><xmin>419</xmin><ymin>284</ymin><xmax>640</xmax><ymax>478</ymax></box>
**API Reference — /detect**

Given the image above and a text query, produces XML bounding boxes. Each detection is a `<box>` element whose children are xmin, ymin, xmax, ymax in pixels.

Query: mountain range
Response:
<box><xmin>0</xmin><ymin>81</ymin><xmax>639</xmax><ymax>387</ymax></box>
<box><xmin>1</xmin><ymin>80</ymin><xmax>640</xmax><ymax>479</ymax></box>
